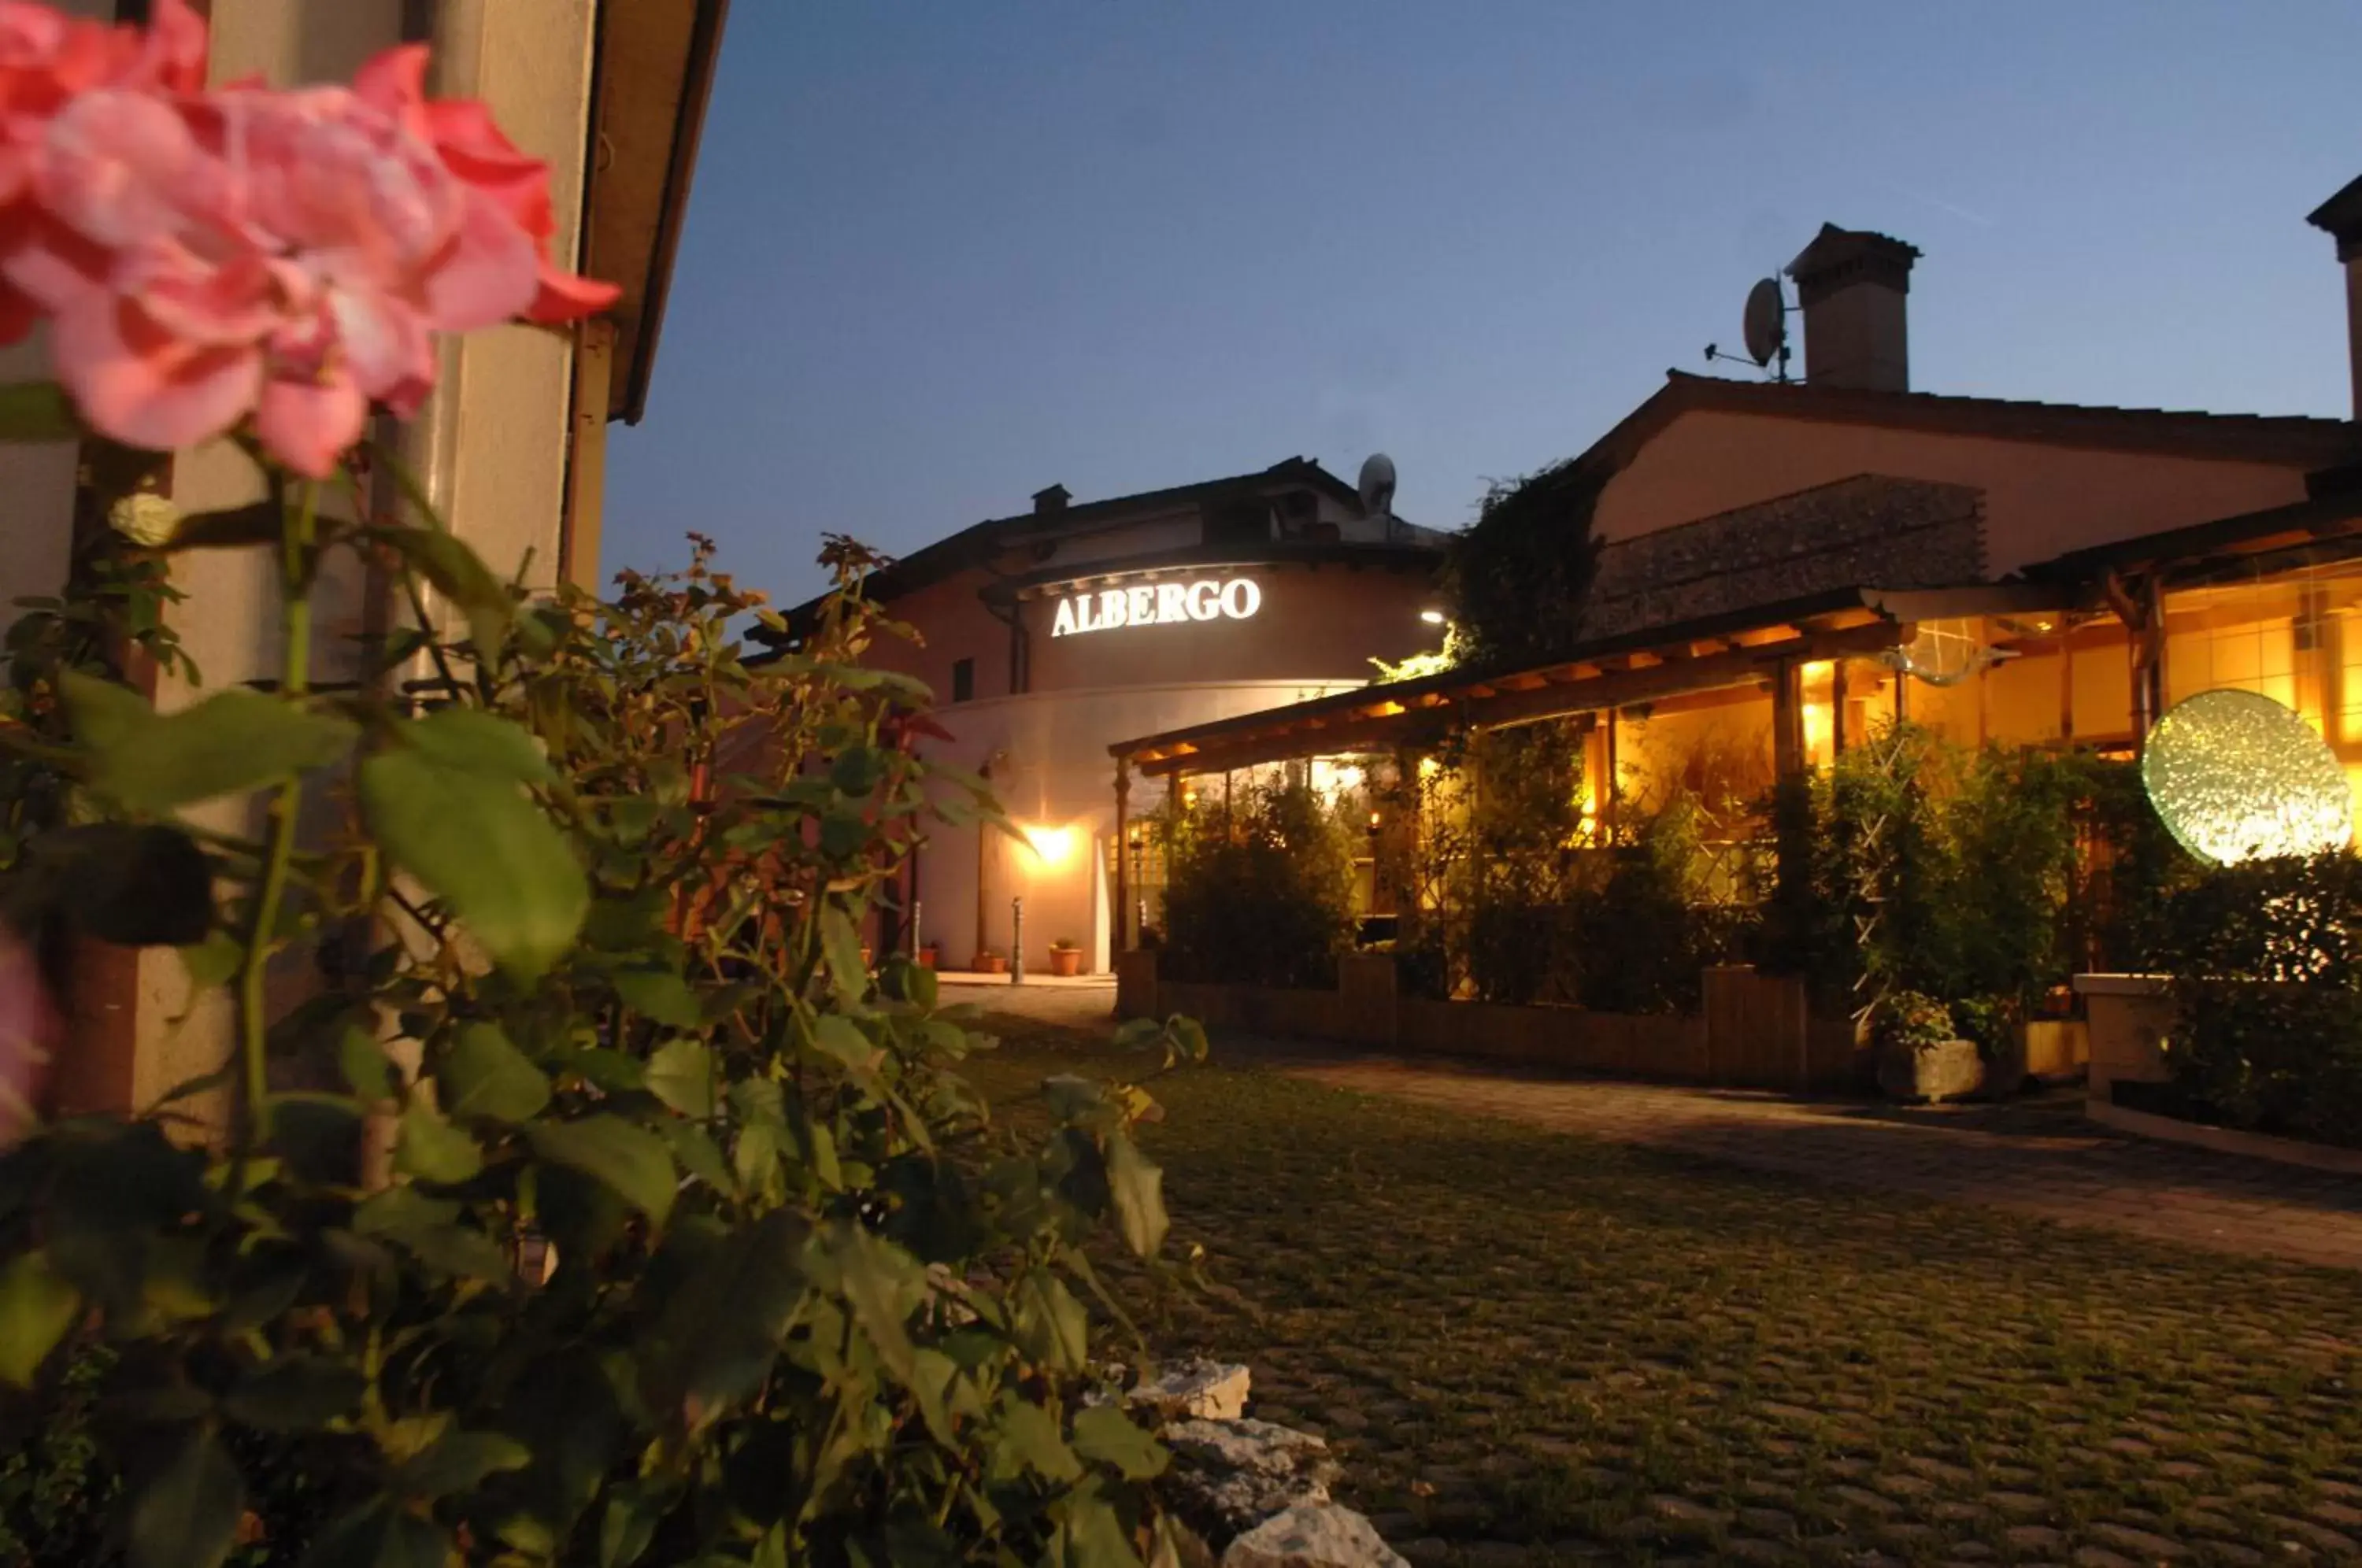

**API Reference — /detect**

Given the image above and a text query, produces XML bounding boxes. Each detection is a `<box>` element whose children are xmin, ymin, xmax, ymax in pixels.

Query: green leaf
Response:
<box><xmin>0</xmin><ymin>1252</ymin><xmax>80</xmax><ymax>1388</ymax></box>
<box><xmin>130</xmin><ymin>1428</ymin><xmax>242</xmax><ymax>1568</ymax></box>
<box><xmin>301</xmin><ymin>1501</ymin><xmax>452</xmax><ymax>1568</ymax></box>
<box><xmin>660</xmin><ymin>1120</ymin><xmax>731</xmax><ymax>1192</ymax></box>
<box><xmin>224</xmin><ymin>1355</ymin><xmax>367</xmax><ymax>1431</ymax></box>
<box><xmin>396</xmin><ymin>706</ymin><xmax>551</xmax><ymax>784</ymax></box>
<box><xmin>530</xmin><ymin>1116</ymin><xmax>677</xmax><ymax>1226</ymax></box>
<box><xmin>1071</xmin><ymin>1404</ymin><xmax>1168</xmax><ymax>1480</ymax></box>
<box><xmin>178</xmin><ymin>929</ymin><xmax>242</xmax><ymax>989</ymax></box>
<box><xmin>395</xmin><ymin>1429</ymin><xmax>531</xmax><ymax>1497</ymax></box>
<box><xmin>818</xmin><ymin>902</ymin><xmax>868</xmax><ymax>1002</ymax></box>
<box><xmin>829</xmin><ymin>746</ymin><xmax>885</xmax><ymax>796</ymax></box>
<box><xmin>642</xmin><ymin>1208</ymin><xmax>808</xmax><ymax>1415</ymax></box>
<box><xmin>338</xmin><ymin>1028</ymin><xmax>398</xmax><ymax>1103</ymax></box>
<box><xmin>614</xmin><ymin>965</ymin><xmax>702</xmax><ymax>1028</ymax></box>
<box><xmin>361</xmin><ymin>734</ymin><xmax>587</xmax><ymax>980</ymax></box>
<box><xmin>162</xmin><ymin>501</ymin><xmax>281</xmax><ymax>551</ymax></box>
<box><xmin>379</xmin><ymin>525</ymin><xmax>513</xmax><ymax>660</ymax></box>
<box><xmin>64</xmin><ymin>673</ymin><xmax>357</xmax><ymax>813</ymax></box>
<box><xmin>353</xmin><ymin>1188</ymin><xmax>514</xmax><ymax>1283</ymax></box>
<box><xmin>883</xmin><ymin>956</ymin><xmax>937</xmax><ymax>1009</ymax></box>
<box><xmin>805</xmin><ymin>1014</ymin><xmax>880</xmax><ymax>1081</ymax></box>
<box><xmin>994</xmin><ymin>1396</ymin><xmax>1082</xmax><ymax>1482</ymax></box>
<box><xmin>1104</xmin><ymin>1131</ymin><xmax>1168</xmax><ymax>1258</ymax></box>
<box><xmin>598</xmin><ymin>1486</ymin><xmax>661</xmax><ymax>1568</ymax></box>
<box><xmin>395</xmin><ymin>1103</ymin><xmax>483</xmax><ymax>1185</ymax></box>
<box><xmin>1009</xmin><ymin>1268</ymin><xmax>1090</xmax><ymax>1373</ymax></box>
<box><xmin>1050</xmin><ymin>1478</ymin><xmax>1143</xmax><ymax>1568</ymax></box>
<box><xmin>436</xmin><ymin>1023</ymin><xmax>550</xmax><ymax>1123</ymax></box>
<box><xmin>0</xmin><ymin>380</ymin><xmax>78</xmax><ymax>441</ymax></box>
<box><xmin>46</xmin><ymin>823</ymin><xmax>213</xmax><ymax>945</ymax></box>
<box><xmin>810</xmin><ymin>1221</ymin><xmax>922</xmax><ymax>1385</ymax></box>
<box><xmin>644</xmin><ymin>1037</ymin><xmax>717</xmax><ymax>1119</ymax></box>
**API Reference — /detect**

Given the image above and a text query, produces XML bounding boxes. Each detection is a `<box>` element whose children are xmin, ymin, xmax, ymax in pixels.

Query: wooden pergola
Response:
<box><xmin>1102</xmin><ymin>582</ymin><xmax>2057</xmax><ymax>950</ymax></box>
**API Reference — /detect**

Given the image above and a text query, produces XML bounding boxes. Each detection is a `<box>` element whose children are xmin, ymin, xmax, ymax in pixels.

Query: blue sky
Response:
<box><xmin>605</xmin><ymin>1</ymin><xmax>2362</xmax><ymax>606</ymax></box>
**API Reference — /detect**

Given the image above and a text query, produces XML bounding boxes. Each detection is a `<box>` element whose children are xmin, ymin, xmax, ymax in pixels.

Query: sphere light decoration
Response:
<box><xmin>2141</xmin><ymin>688</ymin><xmax>2353</xmax><ymax>865</ymax></box>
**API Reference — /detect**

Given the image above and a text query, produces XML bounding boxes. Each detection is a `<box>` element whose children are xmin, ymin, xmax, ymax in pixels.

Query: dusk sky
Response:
<box><xmin>605</xmin><ymin>2</ymin><xmax>2362</xmax><ymax>607</ymax></box>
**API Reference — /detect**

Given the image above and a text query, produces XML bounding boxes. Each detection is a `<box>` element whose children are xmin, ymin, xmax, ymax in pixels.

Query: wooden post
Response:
<box><xmin>1602</xmin><ymin>709</ymin><xmax>1620</xmax><ymax>839</ymax></box>
<box><xmin>1770</xmin><ymin>660</ymin><xmax>1805</xmax><ymax>780</ymax></box>
<box><xmin>1113</xmin><ymin>757</ymin><xmax>1131</xmax><ymax>953</ymax></box>
<box><xmin>1831</xmin><ymin>658</ymin><xmax>1850</xmax><ymax>756</ymax></box>
<box><xmin>2059</xmin><ymin>624</ymin><xmax>2075</xmax><ymax>741</ymax></box>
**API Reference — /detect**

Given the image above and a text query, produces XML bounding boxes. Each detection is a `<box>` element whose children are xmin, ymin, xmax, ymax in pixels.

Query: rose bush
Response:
<box><xmin>0</xmin><ymin>6</ymin><xmax>1205</xmax><ymax>1565</ymax></box>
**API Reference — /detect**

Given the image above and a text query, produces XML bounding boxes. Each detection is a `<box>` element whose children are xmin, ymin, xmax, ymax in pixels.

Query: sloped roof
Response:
<box><xmin>1564</xmin><ymin>370</ymin><xmax>2360</xmax><ymax>492</ymax></box>
<box><xmin>760</xmin><ymin>456</ymin><xmax>1386</xmax><ymax>638</ymax></box>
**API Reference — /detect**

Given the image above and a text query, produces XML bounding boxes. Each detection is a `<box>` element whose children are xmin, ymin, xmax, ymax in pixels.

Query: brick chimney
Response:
<box><xmin>1031</xmin><ymin>484</ymin><xmax>1070</xmax><ymax>516</ymax></box>
<box><xmin>2307</xmin><ymin>175</ymin><xmax>2362</xmax><ymax>420</ymax></box>
<box><xmin>1785</xmin><ymin>224</ymin><xmax>1921</xmax><ymax>392</ymax></box>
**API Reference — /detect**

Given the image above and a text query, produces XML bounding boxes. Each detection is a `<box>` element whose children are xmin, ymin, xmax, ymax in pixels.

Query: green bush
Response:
<box><xmin>0</xmin><ymin>501</ymin><xmax>1205</xmax><ymax>1566</ymax></box>
<box><xmin>1757</xmin><ymin>724</ymin><xmax>2179</xmax><ymax>1040</ymax></box>
<box><xmin>1567</xmin><ymin>803</ymin><xmax>1738</xmax><ymax>1015</ymax></box>
<box><xmin>1158</xmin><ymin>775</ymin><xmax>1358</xmax><ymax>989</ymax></box>
<box><xmin>2148</xmin><ymin>851</ymin><xmax>2362</xmax><ymax>1148</ymax></box>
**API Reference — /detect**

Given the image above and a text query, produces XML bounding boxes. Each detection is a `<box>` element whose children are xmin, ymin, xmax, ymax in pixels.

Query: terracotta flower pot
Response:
<box><xmin>917</xmin><ymin>945</ymin><xmax>939</xmax><ymax>971</ymax></box>
<box><xmin>1049</xmin><ymin>947</ymin><xmax>1083</xmax><ymax>978</ymax></box>
<box><xmin>973</xmin><ymin>953</ymin><xmax>1007</xmax><ymax>975</ymax></box>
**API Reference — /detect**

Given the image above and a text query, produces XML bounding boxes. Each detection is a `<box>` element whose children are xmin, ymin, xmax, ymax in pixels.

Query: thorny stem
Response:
<box><xmin>236</xmin><ymin>477</ymin><xmax>319</xmax><ymax>1153</ymax></box>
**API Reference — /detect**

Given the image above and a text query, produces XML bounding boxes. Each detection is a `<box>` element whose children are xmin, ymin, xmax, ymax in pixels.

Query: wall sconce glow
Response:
<box><xmin>1021</xmin><ymin>824</ymin><xmax>1075</xmax><ymax>864</ymax></box>
<box><xmin>2142</xmin><ymin>688</ymin><xmax>2354</xmax><ymax>865</ymax></box>
<box><xmin>1419</xmin><ymin>608</ymin><xmax>1446</xmax><ymax>625</ymax></box>
<box><xmin>1049</xmin><ymin>577</ymin><xmax>1261</xmax><ymax>638</ymax></box>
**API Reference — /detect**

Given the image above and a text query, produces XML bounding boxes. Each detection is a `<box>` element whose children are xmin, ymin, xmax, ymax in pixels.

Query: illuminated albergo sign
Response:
<box><xmin>1049</xmin><ymin>577</ymin><xmax>1262</xmax><ymax>638</ymax></box>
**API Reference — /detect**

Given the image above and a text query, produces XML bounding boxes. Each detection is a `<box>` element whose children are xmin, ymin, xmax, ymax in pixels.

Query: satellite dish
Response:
<box><xmin>1358</xmin><ymin>453</ymin><xmax>1398</xmax><ymax>520</ymax></box>
<box><xmin>1742</xmin><ymin>277</ymin><xmax>1786</xmax><ymax>368</ymax></box>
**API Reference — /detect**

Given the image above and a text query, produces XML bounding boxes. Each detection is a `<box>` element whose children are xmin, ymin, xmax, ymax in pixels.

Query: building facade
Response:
<box><xmin>1110</xmin><ymin>198</ymin><xmax>2362</xmax><ymax>946</ymax></box>
<box><xmin>761</xmin><ymin>459</ymin><xmax>1448</xmax><ymax>974</ymax></box>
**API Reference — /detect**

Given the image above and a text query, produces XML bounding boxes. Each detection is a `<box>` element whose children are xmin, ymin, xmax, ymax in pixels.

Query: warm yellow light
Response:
<box><xmin>1416</xmin><ymin>756</ymin><xmax>1440</xmax><ymax>778</ymax></box>
<box><xmin>1801</xmin><ymin>701</ymin><xmax>1834</xmax><ymax>767</ymax></box>
<box><xmin>1419</xmin><ymin>608</ymin><xmax>1447</xmax><ymax>625</ymax></box>
<box><xmin>1022</xmin><ymin>825</ymin><xmax>1075</xmax><ymax>864</ymax></box>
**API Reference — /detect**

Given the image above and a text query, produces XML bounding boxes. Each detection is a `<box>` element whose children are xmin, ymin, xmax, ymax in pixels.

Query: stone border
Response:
<box><xmin>2086</xmin><ymin>1099</ymin><xmax>2362</xmax><ymax>1177</ymax></box>
<box><xmin>1116</xmin><ymin>1359</ymin><xmax>1409</xmax><ymax>1568</ymax></box>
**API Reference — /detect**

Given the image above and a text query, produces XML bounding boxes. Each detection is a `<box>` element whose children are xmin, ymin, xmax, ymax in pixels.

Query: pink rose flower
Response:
<box><xmin>0</xmin><ymin>2</ymin><xmax>617</xmax><ymax>475</ymax></box>
<box><xmin>0</xmin><ymin>927</ymin><xmax>57</xmax><ymax>1148</ymax></box>
<box><xmin>0</xmin><ymin>0</ymin><xmax>205</xmax><ymax>342</ymax></box>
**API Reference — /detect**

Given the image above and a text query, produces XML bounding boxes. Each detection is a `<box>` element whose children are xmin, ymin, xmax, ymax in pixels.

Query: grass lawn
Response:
<box><xmin>961</xmin><ymin>1014</ymin><xmax>2362</xmax><ymax>1568</ymax></box>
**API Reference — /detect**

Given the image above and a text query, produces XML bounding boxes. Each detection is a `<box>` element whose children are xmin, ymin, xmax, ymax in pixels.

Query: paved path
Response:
<box><xmin>965</xmin><ymin>984</ymin><xmax>2362</xmax><ymax>1273</ymax></box>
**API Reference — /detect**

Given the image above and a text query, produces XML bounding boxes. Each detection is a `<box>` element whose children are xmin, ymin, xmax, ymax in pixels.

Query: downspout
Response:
<box><xmin>976</xmin><ymin>749</ymin><xmax>1009</xmax><ymax>963</ymax></box>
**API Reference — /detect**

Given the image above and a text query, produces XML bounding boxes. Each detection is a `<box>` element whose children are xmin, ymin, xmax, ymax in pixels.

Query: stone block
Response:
<box><xmin>1221</xmin><ymin>1503</ymin><xmax>1412</xmax><ymax>1568</ymax></box>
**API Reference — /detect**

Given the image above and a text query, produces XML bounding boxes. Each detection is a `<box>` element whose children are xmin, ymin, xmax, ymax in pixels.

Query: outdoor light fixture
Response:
<box><xmin>1419</xmin><ymin>608</ymin><xmax>1446</xmax><ymax>625</ymax></box>
<box><xmin>1022</xmin><ymin>825</ymin><xmax>1075</xmax><ymax>864</ymax></box>
<box><xmin>2142</xmin><ymin>688</ymin><xmax>2353</xmax><ymax>864</ymax></box>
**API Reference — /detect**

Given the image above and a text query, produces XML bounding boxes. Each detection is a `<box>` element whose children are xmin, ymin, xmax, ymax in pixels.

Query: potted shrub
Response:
<box><xmin>1875</xmin><ymin>990</ymin><xmax>1985</xmax><ymax>1103</ymax></box>
<box><xmin>1049</xmin><ymin>937</ymin><xmax>1083</xmax><ymax>978</ymax></box>
<box><xmin>973</xmin><ymin>949</ymin><xmax>1008</xmax><ymax>975</ymax></box>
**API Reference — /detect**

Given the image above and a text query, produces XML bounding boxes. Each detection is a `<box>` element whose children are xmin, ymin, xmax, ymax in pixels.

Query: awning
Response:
<box><xmin>1109</xmin><ymin>582</ymin><xmax>2051</xmax><ymax>778</ymax></box>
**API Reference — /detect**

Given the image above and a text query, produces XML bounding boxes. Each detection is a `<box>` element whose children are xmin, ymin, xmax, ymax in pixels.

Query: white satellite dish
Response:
<box><xmin>1742</xmin><ymin>277</ymin><xmax>1786</xmax><ymax>369</ymax></box>
<box><xmin>1358</xmin><ymin>453</ymin><xmax>1398</xmax><ymax>520</ymax></box>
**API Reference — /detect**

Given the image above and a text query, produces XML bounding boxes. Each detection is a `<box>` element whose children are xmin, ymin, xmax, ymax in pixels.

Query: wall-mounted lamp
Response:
<box><xmin>1022</xmin><ymin>825</ymin><xmax>1074</xmax><ymax>864</ymax></box>
<box><xmin>1419</xmin><ymin>608</ymin><xmax>1446</xmax><ymax>625</ymax></box>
